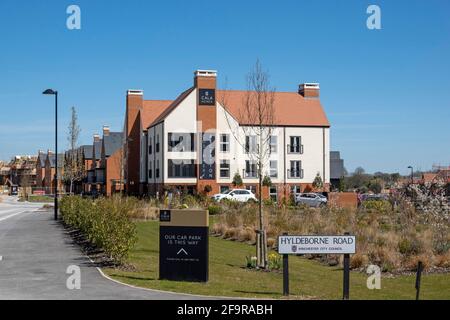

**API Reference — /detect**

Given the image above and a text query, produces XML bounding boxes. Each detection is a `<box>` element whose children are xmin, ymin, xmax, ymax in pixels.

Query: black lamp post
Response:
<box><xmin>43</xmin><ymin>89</ymin><xmax>58</xmax><ymax>221</ymax></box>
<box><xmin>408</xmin><ymin>166</ymin><xmax>414</xmax><ymax>185</ymax></box>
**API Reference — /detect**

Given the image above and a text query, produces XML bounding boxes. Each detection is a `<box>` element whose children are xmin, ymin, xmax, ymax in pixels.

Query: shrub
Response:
<box><xmin>60</xmin><ymin>195</ymin><xmax>137</xmax><ymax>264</ymax></box>
<box><xmin>238</xmin><ymin>227</ymin><xmax>255</xmax><ymax>243</ymax></box>
<box><xmin>362</xmin><ymin>200</ymin><xmax>392</xmax><ymax>213</ymax></box>
<box><xmin>436</xmin><ymin>252</ymin><xmax>450</xmax><ymax>268</ymax></box>
<box><xmin>312</xmin><ymin>172</ymin><xmax>323</xmax><ymax>190</ymax></box>
<box><xmin>262</xmin><ymin>175</ymin><xmax>272</xmax><ymax>187</ymax></box>
<box><xmin>350</xmin><ymin>253</ymin><xmax>369</xmax><ymax>269</ymax></box>
<box><xmin>368</xmin><ymin>179</ymin><xmax>383</xmax><ymax>194</ymax></box>
<box><xmin>208</xmin><ymin>205</ymin><xmax>222</xmax><ymax>215</ymax></box>
<box><xmin>398</xmin><ymin>237</ymin><xmax>423</xmax><ymax>256</ymax></box>
<box><xmin>232</xmin><ymin>172</ymin><xmax>243</xmax><ymax>187</ymax></box>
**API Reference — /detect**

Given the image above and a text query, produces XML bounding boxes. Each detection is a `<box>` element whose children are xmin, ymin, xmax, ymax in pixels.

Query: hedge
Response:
<box><xmin>60</xmin><ymin>196</ymin><xmax>137</xmax><ymax>264</ymax></box>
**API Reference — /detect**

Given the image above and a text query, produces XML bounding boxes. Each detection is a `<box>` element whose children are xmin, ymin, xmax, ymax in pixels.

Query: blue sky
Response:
<box><xmin>0</xmin><ymin>0</ymin><xmax>449</xmax><ymax>174</ymax></box>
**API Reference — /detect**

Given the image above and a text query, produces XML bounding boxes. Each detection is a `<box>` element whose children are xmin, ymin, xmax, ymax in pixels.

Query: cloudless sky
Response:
<box><xmin>0</xmin><ymin>0</ymin><xmax>449</xmax><ymax>174</ymax></box>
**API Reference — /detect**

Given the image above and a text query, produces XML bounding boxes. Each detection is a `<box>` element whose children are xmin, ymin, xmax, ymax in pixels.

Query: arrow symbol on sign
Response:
<box><xmin>177</xmin><ymin>248</ymin><xmax>188</xmax><ymax>256</ymax></box>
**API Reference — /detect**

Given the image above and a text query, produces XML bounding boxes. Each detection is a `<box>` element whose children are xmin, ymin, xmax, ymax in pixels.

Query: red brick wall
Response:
<box><xmin>106</xmin><ymin>148</ymin><xmax>122</xmax><ymax>196</ymax></box>
<box><xmin>196</xmin><ymin>75</ymin><xmax>217</xmax><ymax>196</ymax></box>
<box><xmin>328</xmin><ymin>192</ymin><xmax>358</xmax><ymax>209</ymax></box>
<box><xmin>125</xmin><ymin>94</ymin><xmax>143</xmax><ymax>195</ymax></box>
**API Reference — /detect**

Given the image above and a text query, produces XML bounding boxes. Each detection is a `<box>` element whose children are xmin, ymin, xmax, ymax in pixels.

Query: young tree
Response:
<box><xmin>220</xmin><ymin>60</ymin><xmax>276</xmax><ymax>269</ymax></box>
<box><xmin>64</xmin><ymin>106</ymin><xmax>84</xmax><ymax>194</ymax></box>
<box><xmin>232</xmin><ymin>172</ymin><xmax>243</xmax><ymax>187</ymax></box>
<box><xmin>312</xmin><ymin>172</ymin><xmax>323</xmax><ymax>190</ymax></box>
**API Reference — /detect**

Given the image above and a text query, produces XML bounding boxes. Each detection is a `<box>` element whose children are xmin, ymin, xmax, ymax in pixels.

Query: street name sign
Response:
<box><xmin>159</xmin><ymin>209</ymin><xmax>209</xmax><ymax>282</ymax></box>
<box><xmin>278</xmin><ymin>235</ymin><xmax>356</xmax><ymax>255</ymax></box>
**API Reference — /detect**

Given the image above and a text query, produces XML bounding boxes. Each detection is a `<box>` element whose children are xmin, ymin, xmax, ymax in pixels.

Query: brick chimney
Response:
<box><xmin>299</xmin><ymin>83</ymin><xmax>320</xmax><ymax>98</ymax></box>
<box><xmin>93</xmin><ymin>134</ymin><xmax>100</xmax><ymax>142</ymax></box>
<box><xmin>194</xmin><ymin>70</ymin><xmax>217</xmax><ymax>89</ymax></box>
<box><xmin>103</xmin><ymin>125</ymin><xmax>110</xmax><ymax>137</ymax></box>
<box><xmin>195</xmin><ymin>70</ymin><xmax>217</xmax><ymax>131</ymax></box>
<box><xmin>125</xmin><ymin>89</ymin><xmax>144</xmax><ymax>195</ymax></box>
<box><xmin>195</xmin><ymin>70</ymin><xmax>218</xmax><ymax>194</ymax></box>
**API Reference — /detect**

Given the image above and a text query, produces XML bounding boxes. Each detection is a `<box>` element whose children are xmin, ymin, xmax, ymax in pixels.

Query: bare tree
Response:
<box><xmin>220</xmin><ymin>60</ymin><xmax>276</xmax><ymax>269</ymax></box>
<box><xmin>64</xmin><ymin>106</ymin><xmax>84</xmax><ymax>194</ymax></box>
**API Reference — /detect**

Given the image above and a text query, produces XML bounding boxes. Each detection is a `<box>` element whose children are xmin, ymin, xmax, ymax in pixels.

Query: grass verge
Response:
<box><xmin>19</xmin><ymin>195</ymin><xmax>54</xmax><ymax>203</ymax></box>
<box><xmin>103</xmin><ymin>221</ymin><xmax>450</xmax><ymax>300</ymax></box>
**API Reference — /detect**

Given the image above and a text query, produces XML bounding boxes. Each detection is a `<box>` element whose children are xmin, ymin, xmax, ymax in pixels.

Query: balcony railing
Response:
<box><xmin>287</xmin><ymin>144</ymin><xmax>304</xmax><ymax>154</ymax></box>
<box><xmin>243</xmin><ymin>169</ymin><xmax>258</xmax><ymax>179</ymax></box>
<box><xmin>287</xmin><ymin>169</ymin><xmax>304</xmax><ymax>179</ymax></box>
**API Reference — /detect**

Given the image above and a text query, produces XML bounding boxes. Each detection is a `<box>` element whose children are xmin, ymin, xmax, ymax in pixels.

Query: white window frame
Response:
<box><xmin>220</xmin><ymin>160</ymin><xmax>230</xmax><ymax>178</ymax></box>
<box><xmin>270</xmin><ymin>160</ymin><xmax>278</xmax><ymax>178</ymax></box>
<box><xmin>220</xmin><ymin>134</ymin><xmax>230</xmax><ymax>153</ymax></box>
<box><xmin>270</xmin><ymin>136</ymin><xmax>277</xmax><ymax>154</ymax></box>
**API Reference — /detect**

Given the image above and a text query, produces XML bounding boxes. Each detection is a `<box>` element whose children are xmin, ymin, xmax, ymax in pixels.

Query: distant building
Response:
<box><xmin>44</xmin><ymin>152</ymin><xmax>64</xmax><ymax>195</ymax></box>
<box><xmin>99</xmin><ymin>126</ymin><xmax>124</xmax><ymax>196</ymax></box>
<box><xmin>36</xmin><ymin>150</ymin><xmax>47</xmax><ymax>191</ymax></box>
<box><xmin>87</xmin><ymin>134</ymin><xmax>103</xmax><ymax>194</ymax></box>
<box><xmin>0</xmin><ymin>161</ymin><xmax>11</xmax><ymax>185</ymax></box>
<box><xmin>8</xmin><ymin>155</ymin><xmax>37</xmax><ymax>189</ymax></box>
<box><xmin>330</xmin><ymin>151</ymin><xmax>345</xmax><ymax>190</ymax></box>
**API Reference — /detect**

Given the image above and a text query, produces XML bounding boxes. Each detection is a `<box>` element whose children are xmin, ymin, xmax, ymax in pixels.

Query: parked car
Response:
<box><xmin>295</xmin><ymin>193</ymin><xmax>327</xmax><ymax>207</ymax></box>
<box><xmin>211</xmin><ymin>189</ymin><xmax>258</xmax><ymax>203</ymax></box>
<box><xmin>360</xmin><ymin>194</ymin><xmax>388</xmax><ymax>202</ymax></box>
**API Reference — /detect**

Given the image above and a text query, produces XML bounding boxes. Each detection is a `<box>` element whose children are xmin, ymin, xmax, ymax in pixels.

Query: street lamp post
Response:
<box><xmin>43</xmin><ymin>89</ymin><xmax>58</xmax><ymax>221</ymax></box>
<box><xmin>408</xmin><ymin>166</ymin><xmax>414</xmax><ymax>184</ymax></box>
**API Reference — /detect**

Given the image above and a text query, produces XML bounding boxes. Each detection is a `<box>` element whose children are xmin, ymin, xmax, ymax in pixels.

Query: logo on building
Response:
<box><xmin>199</xmin><ymin>89</ymin><xmax>216</xmax><ymax>106</ymax></box>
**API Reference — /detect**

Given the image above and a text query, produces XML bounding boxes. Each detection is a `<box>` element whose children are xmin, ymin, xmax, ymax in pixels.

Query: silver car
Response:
<box><xmin>295</xmin><ymin>193</ymin><xmax>327</xmax><ymax>207</ymax></box>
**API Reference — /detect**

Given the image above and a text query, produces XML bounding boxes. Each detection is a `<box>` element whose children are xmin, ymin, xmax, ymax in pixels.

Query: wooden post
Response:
<box><xmin>343</xmin><ymin>232</ymin><xmax>350</xmax><ymax>300</ymax></box>
<box><xmin>282</xmin><ymin>232</ymin><xmax>289</xmax><ymax>296</ymax></box>
<box><xmin>415</xmin><ymin>261</ymin><xmax>423</xmax><ymax>300</ymax></box>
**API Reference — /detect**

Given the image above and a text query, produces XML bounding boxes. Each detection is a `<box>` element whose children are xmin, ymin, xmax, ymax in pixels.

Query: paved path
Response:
<box><xmin>0</xmin><ymin>196</ymin><xmax>205</xmax><ymax>300</ymax></box>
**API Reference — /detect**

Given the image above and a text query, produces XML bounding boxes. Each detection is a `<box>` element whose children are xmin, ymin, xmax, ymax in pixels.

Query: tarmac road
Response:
<box><xmin>0</xmin><ymin>196</ymin><xmax>206</xmax><ymax>300</ymax></box>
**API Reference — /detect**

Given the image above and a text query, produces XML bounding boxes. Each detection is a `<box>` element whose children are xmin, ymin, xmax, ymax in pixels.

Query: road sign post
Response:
<box><xmin>278</xmin><ymin>234</ymin><xmax>356</xmax><ymax>298</ymax></box>
<box><xmin>343</xmin><ymin>232</ymin><xmax>351</xmax><ymax>300</ymax></box>
<box><xmin>282</xmin><ymin>233</ymin><xmax>289</xmax><ymax>296</ymax></box>
<box><xmin>159</xmin><ymin>209</ymin><xmax>209</xmax><ymax>282</ymax></box>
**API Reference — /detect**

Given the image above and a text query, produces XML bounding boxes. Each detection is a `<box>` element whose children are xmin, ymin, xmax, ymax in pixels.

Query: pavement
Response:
<box><xmin>0</xmin><ymin>196</ymin><xmax>206</xmax><ymax>300</ymax></box>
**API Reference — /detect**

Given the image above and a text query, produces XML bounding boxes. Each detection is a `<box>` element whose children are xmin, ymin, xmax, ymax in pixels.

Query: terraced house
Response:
<box><xmin>99</xmin><ymin>127</ymin><xmax>124</xmax><ymax>196</ymax></box>
<box><xmin>124</xmin><ymin>70</ymin><xmax>331</xmax><ymax>201</ymax></box>
<box><xmin>44</xmin><ymin>152</ymin><xmax>64</xmax><ymax>195</ymax></box>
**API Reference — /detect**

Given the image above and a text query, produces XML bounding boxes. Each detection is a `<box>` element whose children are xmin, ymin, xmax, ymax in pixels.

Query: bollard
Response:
<box><xmin>415</xmin><ymin>261</ymin><xmax>423</xmax><ymax>300</ymax></box>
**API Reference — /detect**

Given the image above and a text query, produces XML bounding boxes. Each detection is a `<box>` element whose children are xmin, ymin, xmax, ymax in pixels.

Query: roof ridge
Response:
<box><xmin>217</xmin><ymin>89</ymin><xmax>299</xmax><ymax>94</ymax></box>
<box><xmin>148</xmin><ymin>87</ymin><xmax>195</xmax><ymax>128</ymax></box>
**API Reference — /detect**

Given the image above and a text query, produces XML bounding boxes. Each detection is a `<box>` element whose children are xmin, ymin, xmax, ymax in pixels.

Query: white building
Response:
<box><xmin>129</xmin><ymin>70</ymin><xmax>330</xmax><ymax>201</ymax></box>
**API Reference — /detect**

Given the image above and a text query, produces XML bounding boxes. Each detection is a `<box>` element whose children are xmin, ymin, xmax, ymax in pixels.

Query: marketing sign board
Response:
<box><xmin>278</xmin><ymin>235</ymin><xmax>356</xmax><ymax>255</ymax></box>
<box><xmin>199</xmin><ymin>133</ymin><xmax>215</xmax><ymax>180</ymax></box>
<box><xmin>159</xmin><ymin>209</ymin><xmax>209</xmax><ymax>282</ymax></box>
